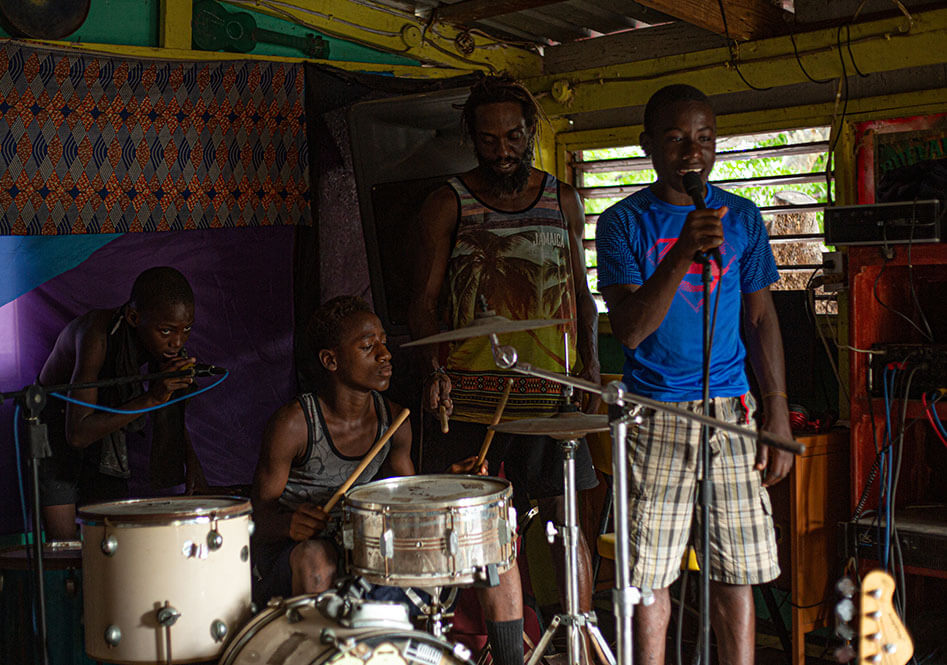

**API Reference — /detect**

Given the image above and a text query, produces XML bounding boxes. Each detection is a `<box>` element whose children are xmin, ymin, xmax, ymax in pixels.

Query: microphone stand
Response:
<box><xmin>695</xmin><ymin>251</ymin><xmax>713</xmax><ymax>665</ymax></box>
<box><xmin>0</xmin><ymin>365</ymin><xmax>218</xmax><ymax>665</ymax></box>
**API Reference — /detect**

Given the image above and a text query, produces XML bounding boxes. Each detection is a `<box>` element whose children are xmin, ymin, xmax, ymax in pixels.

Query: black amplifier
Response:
<box><xmin>839</xmin><ymin>506</ymin><xmax>947</xmax><ymax>572</ymax></box>
<box><xmin>824</xmin><ymin>199</ymin><xmax>942</xmax><ymax>246</ymax></box>
<box><xmin>868</xmin><ymin>344</ymin><xmax>947</xmax><ymax>398</ymax></box>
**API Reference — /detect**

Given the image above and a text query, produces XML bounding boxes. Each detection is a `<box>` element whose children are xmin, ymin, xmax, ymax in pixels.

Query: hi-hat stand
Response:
<box><xmin>487</xmin><ymin>338</ymin><xmax>804</xmax><ymax>665</ymax></box>
<box><xmin>526</xmin><ymin>432</ymin><xmax>615</xmax><ymax>665</ymax></box>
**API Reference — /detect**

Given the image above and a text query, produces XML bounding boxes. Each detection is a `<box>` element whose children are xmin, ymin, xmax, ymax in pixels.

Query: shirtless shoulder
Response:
<box><xmin>39</xmin><ymin>308</ymin><xmax>116</xmax><ymax>385</ymax></box>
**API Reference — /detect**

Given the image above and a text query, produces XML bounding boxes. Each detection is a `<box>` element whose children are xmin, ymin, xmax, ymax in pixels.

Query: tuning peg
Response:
<box><xmin>836</xmin><ymin>576</ymin><xmax>856</xmax><ymax>598</ymax></box>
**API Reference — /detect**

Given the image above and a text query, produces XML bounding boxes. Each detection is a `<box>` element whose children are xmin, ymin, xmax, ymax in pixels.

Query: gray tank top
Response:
<box><xmin>278</xmin><ymin>391</ymin><xmax>392</xmax><ymax>516</ymax></box>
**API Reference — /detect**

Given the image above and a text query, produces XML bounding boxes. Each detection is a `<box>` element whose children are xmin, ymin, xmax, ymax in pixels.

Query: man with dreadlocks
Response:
<box><xmin>409</xmin><ymin>74</ymin><xmax>601</xmax><ymax>661</ymax></box>
<box><xmin>38</xmin><ymin>266</ymin><xmax>206</xmax><ymax>540</ymax></box>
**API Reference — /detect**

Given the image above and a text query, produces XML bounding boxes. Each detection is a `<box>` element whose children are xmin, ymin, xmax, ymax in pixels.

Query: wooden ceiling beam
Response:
<box><xmin>437</xmin><ymin>0</ymin><xmax>568</xmax><ymax>24</ymax></box>
<box><xmin>635</xmin><ymin>0</ymin><xmax>789</xmax><ymax>40</ymax></box>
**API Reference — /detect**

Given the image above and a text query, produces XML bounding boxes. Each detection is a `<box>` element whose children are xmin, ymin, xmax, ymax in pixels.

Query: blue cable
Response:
<box><xmin>12</xmin><ymin>404</ymin><xmax>39</xmax><ymax>634</ymax></box>
<box><xmin>881</xmin><ymin>365</ymin><xmax>894</xmax><ymax>570</ymax></box>
<box><xmin>49</xmin><ymin>371</ymin><xmax>228</xmax><ymax>415</ymax></box>
<box><xmin>929</xmin><ymin>392</ymin><xmax>947</xmax><ymax>439</ymax></box>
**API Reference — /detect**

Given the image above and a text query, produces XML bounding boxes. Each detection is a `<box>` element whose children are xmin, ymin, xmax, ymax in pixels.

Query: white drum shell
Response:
<box><xmin>80</xmin><ymin>497</ymin><xmax>252</xmax><ymax>664</ymax></box>
<box><xmin>342</xmin><ymin>475</ymin><xmax>516</xmax><ymax>587</ymax></box>
<box><xmin>219</xmin><ymin>594</ymin><xmax>472</xmax><ymax>665</ymax></box>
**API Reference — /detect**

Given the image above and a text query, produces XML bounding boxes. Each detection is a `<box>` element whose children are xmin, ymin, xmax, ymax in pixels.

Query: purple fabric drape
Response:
<box><xmin>0</xmin><ymin>227</ymin><xmax>295</xmax><ymax>534</ymax></box>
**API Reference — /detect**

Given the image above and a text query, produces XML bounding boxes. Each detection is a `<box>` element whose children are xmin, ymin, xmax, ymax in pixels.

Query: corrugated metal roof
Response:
<box><xmin>366</xmin><ymin>0</ymin><xmax>678</xmax><ymax>47</ymax></box>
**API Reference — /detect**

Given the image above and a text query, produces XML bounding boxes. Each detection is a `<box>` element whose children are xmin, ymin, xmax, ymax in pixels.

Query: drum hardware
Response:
<box><xmin>157</xmin><ymin>601</ymin><xmax>180</xmax><ymax>665</ymax></box>
<box><xmin>101</xmin><ymin>535</ymin><xmax>119</xmax><ymax>556</ymax></box>
<box><xmin>211</xmin><ymin>619</ymin><xmax>229</xmax><ymax>642</ymax></box>
<box><xmin>104</xmin><ymin>624</ymin><xmax>122</xmax><ymax>647</ymax></box>
<box><xmin>207</xmin><ymin>518</ymin><xmax>224</xmax><ymax>550</ymax></box>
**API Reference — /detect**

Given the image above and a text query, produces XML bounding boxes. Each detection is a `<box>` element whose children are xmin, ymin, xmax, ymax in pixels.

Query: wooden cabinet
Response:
<box><xmin>769</xmin><ymin>428</ymin><xmax>850</xmax><ymax>664</ymax></box>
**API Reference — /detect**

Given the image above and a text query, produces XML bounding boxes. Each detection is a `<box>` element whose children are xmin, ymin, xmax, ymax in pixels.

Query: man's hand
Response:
<box><xmin>424</xmin><ymin>373</ymin><xmax>453</xmax><ymax>416</ymax></box>
<box><xmin>576</xmin><ymin>361</ymin><xmax>602</xmax><ymax>414</ymax></box>
<box><xmin>447</xmin><ymin>455</ymin><xmax>488</xmax><ymax>476</ymax></box>
<box><xmin>149</xmin><ymin>355</ymin><xmax>195</xmax><ymax>403</ymax></box>
<box><xmin>755</xmin><ymin>444</ymin><xmax>793</xmax><ymax>487</ymax></box>
<box><xmin>289</xmin><ymin>503</ymin><xmax>328</xmax><ymax>541</ymax></box>
<box><xmin>675</xmin><ymin>206</ymin><xmax>727</xmax><ymax>260</ymax></box>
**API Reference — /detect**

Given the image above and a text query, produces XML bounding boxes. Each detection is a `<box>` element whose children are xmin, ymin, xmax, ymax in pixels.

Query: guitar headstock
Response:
<box><xmin>857</xmin><ymin>570</ymin><xmax>913</xmax><ymax>665</ymax></box>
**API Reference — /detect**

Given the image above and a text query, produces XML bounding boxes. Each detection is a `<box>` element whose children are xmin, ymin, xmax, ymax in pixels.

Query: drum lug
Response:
<box><xmin>104</xmin><ymin>624</ymin><xmax>122</xmax><ymax>647</ymax></box>
<box><xmin>240</xmin><ymin>545</ymin><xmax>249</xmax><ymax>562</ymax></box>
<box><xmin>210</xmin><ymin>619</ymin><xmax>228</xmax><ymax>642</ymax></box>
<box><xmin>157</xmin><ymin>605</ymin><xmax>181</xmax><ymax>627</ymax></box>
<box><xmin>207</xmin><ymin>527</ymin><xmax>223</xmax><ymax>551</ymax></box>
<box><xmin>497</xmin><ymin>518</ymin><xmax>510</xmax><ymax>546</ymax></box>
<box><xmin>342</xmin><ymin>524</ymin><xmax>354</xmax><ymax>550</ymax></box>
<box><xmin>285</xmin><ymin>607</ymin><xmax>303</xmax><ymax>624</ymax></box>
<box><xmin>248</xmin><ymin>520</ymin><xmax>255</xmax><ymax>536</ymax></box>
<box><xmin>452</xmin><ymin>642</ymin><xmax>472</xmax><ymax>662</ymax></box>
<box><xmin>381</xmin><ymin>529</ymin><xmax>394</xmax><ymax>559</ymax></box>
<box><xmin>101</xmin><ymin>535</ymin><xmax>119</xmax><ymax>556</ymax></box>
<box><xmin>445</xmin><ymin>529</ymin><xmax>459</xmax><ymax>556</ymax></box>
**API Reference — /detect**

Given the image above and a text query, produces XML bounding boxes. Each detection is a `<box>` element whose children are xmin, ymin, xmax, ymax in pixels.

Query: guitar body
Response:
<box><xmin>192</xmin><ymin>0</ymin><xmax>257</xmax><ymax>53</ymax></box>
<box><xmin>858</xmin><ymin>570</ymin><xmax>913</xmax><ymax>665</ymax></box>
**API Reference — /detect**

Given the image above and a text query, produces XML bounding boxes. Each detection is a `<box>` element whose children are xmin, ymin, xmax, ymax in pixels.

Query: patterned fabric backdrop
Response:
<box><xmin>0</xmin><ymin>43</ymin><xmax>310</xmax><ymax>234</ymax></box>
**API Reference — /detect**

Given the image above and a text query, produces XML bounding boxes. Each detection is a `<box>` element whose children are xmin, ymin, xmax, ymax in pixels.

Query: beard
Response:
<box><xmin>476</xmin><ymin>136</ymin><xmax>535</xmax><ymax>197</ymax></box>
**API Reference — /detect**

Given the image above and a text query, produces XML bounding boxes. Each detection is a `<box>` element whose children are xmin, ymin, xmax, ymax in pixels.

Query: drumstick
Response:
<box><xmin>438</xmin><ymin>404</ymin><xmax>450</xmax><ymax>433</ymax></box>
<box><xmin>322</xmin><ymin>408</ymin><xmax>410</xmax><ymax>513</ymax></box>
<box><xmin>475</xmin><ymin>378</ymin><xmax>514</xmax><ymax>468</ymax></box>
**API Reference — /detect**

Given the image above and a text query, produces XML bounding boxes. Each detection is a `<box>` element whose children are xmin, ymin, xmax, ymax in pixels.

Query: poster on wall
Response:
<box><xmin>854</xmin><ymin>113</ymin><xmax>947</xmax><ymax>204</ymax></box>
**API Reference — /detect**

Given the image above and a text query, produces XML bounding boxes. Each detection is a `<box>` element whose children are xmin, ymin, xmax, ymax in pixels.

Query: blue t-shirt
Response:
<box><xmin>595</xmin><ymin>185</ymin><xmax>778</xmax><ymax>401</ymax></box>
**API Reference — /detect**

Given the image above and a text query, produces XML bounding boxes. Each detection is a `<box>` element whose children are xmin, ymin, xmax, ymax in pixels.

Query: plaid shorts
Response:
<box><xmin>624</xmin><ymin>393</ymin><xmax>780</xmax><ymax>589</ymax></box>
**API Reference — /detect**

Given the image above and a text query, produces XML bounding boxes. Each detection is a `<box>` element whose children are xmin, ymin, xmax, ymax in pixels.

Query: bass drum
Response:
<box><xmin>219</xmin><ymin>593</ymin><xmax>475</xmax><ymax>665</ymax></box>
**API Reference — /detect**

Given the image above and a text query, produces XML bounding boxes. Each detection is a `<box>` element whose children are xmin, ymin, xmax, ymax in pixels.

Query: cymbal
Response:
<box><xmin>489</xmin><ymin>411</ymin><xmax>609</xmax><ymax>438</ymax></box>
<box><xmin>402</xmin><ymin>315</ymin><xmax>572</xmax><ymax>347</ymax></box>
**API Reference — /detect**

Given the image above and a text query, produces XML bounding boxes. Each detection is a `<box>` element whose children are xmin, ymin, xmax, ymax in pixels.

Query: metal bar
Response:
<box><xmin>579</xmin><ymin>173</ymin><xmax>830</xmax><ymax>199</ymax></box>
<box><xmin>507</xmin><ymin>362</ymin><xmax>804</xmax><ymax>454</ymax></box>
<box><xmin>573</xmin><ymin>141</ymin><xmax>830</xmax><ymax>173</ymax></box>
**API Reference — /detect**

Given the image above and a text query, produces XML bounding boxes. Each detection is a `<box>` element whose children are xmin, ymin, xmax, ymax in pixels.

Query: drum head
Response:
<box><xmin>77</xmin><ymin>496</ymin><xmax>251</xmax><ymax>526</ymax></box>
<box><xmin>344</xmin><ymin>474</ymin><xmax>510</xmax><ymax>511</ymax></box>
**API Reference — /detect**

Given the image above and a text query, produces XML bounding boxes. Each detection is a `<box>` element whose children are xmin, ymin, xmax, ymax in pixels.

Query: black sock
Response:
<box><xmin>486</xmin><ymin>618</ymin><xmax>524</xmax><ymax>665</ymax></box>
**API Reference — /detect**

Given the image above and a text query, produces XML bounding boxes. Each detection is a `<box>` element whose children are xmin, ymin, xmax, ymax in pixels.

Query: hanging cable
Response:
<box><xmin>715</xmin><ymin>0</ymin><xmax>772</xmax><ymax>91</ymax></box>
<box><xmin>49</xmin><ymin>371</ymin><xmax>228</xmax><ymax>415</ymax></box>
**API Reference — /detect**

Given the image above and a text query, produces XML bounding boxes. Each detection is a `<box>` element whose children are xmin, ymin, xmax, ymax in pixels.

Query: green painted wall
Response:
<box><xmin>0</xmin><ymin>0</ymin><xmax>419</xmax><ymax>66</ymax></box>
<box><xmin>0</xmin><ymin>0</ymin><xmax>159</xmax><ymax>46</ymax></box>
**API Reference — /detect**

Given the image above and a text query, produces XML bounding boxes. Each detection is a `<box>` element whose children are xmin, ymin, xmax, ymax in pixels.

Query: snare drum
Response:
<box><xmin>342</xmin><ymin>475</ymin><xmax>516</xmax><ymax>587</ymax></box>
<box><xmin>219</xmin><ymin>593</ymin><xmax>474</xmax><ymax>665</ymax></box>
<box><xmin>78</xmin><ymin>496</ymin><xmax>253</xmax><ymax>664</ymax></box>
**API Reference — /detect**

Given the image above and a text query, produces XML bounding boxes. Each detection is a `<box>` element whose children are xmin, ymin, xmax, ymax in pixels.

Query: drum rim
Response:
<box><xmin>0</xmin><ymin>541</ymin><xmax>82</xmax><ymax>569</ymax></box>
<box><xmin>77</xmin><ymin>495</ymin><xmax>251</xmax><ymax>525</ymax></box>
<box><xmin>343</xmin><ymin>474</ymin><xmax>511</xmax><ymax>511</ymax></box>
<box><xmin>219</xmin><ymin>593</ymin><xmax>476</xmax><ymax>665</ymax></box>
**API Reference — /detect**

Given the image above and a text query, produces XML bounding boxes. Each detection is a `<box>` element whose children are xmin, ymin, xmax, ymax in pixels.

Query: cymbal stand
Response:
<box><xmin>527</xmin><ymin>435</ymin><xmax>615</xmax><ymax>665</ymax></box>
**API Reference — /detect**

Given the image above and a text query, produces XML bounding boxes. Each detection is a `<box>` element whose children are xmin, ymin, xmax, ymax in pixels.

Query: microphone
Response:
<box><xmin>190</xmin><ymin>363</ymin><xmax>227</xmax><ymax>377</ymax></box>
<box><xmin>179</xmin><ymin>361</ymin><xmax>227</xmax><ymax>377</ymax></box>
<box><xmin>682</xmin><ymin>171</ymin><xmax>722</xmax><ymax>268</ymax></box>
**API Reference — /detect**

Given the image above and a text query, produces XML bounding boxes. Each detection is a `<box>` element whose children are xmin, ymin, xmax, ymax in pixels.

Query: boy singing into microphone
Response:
<box><xmin>38</xmin><ymin>266</ymin><xmax>207</xmax><ymax>540</ymax></box>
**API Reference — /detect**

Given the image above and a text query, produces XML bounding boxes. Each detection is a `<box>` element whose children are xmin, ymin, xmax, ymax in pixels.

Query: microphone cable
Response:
<box><xmin>49</xmin><ymin>370</ymin><xmax>228</xmax><ymax>415</ymax></box>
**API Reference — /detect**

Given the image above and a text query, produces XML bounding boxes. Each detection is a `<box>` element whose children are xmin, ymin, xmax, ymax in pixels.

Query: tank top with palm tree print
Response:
<box><xmin>445</xmin><ymin>172</ymin><xmax>578</xmax><ymax>424</ymax></box>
